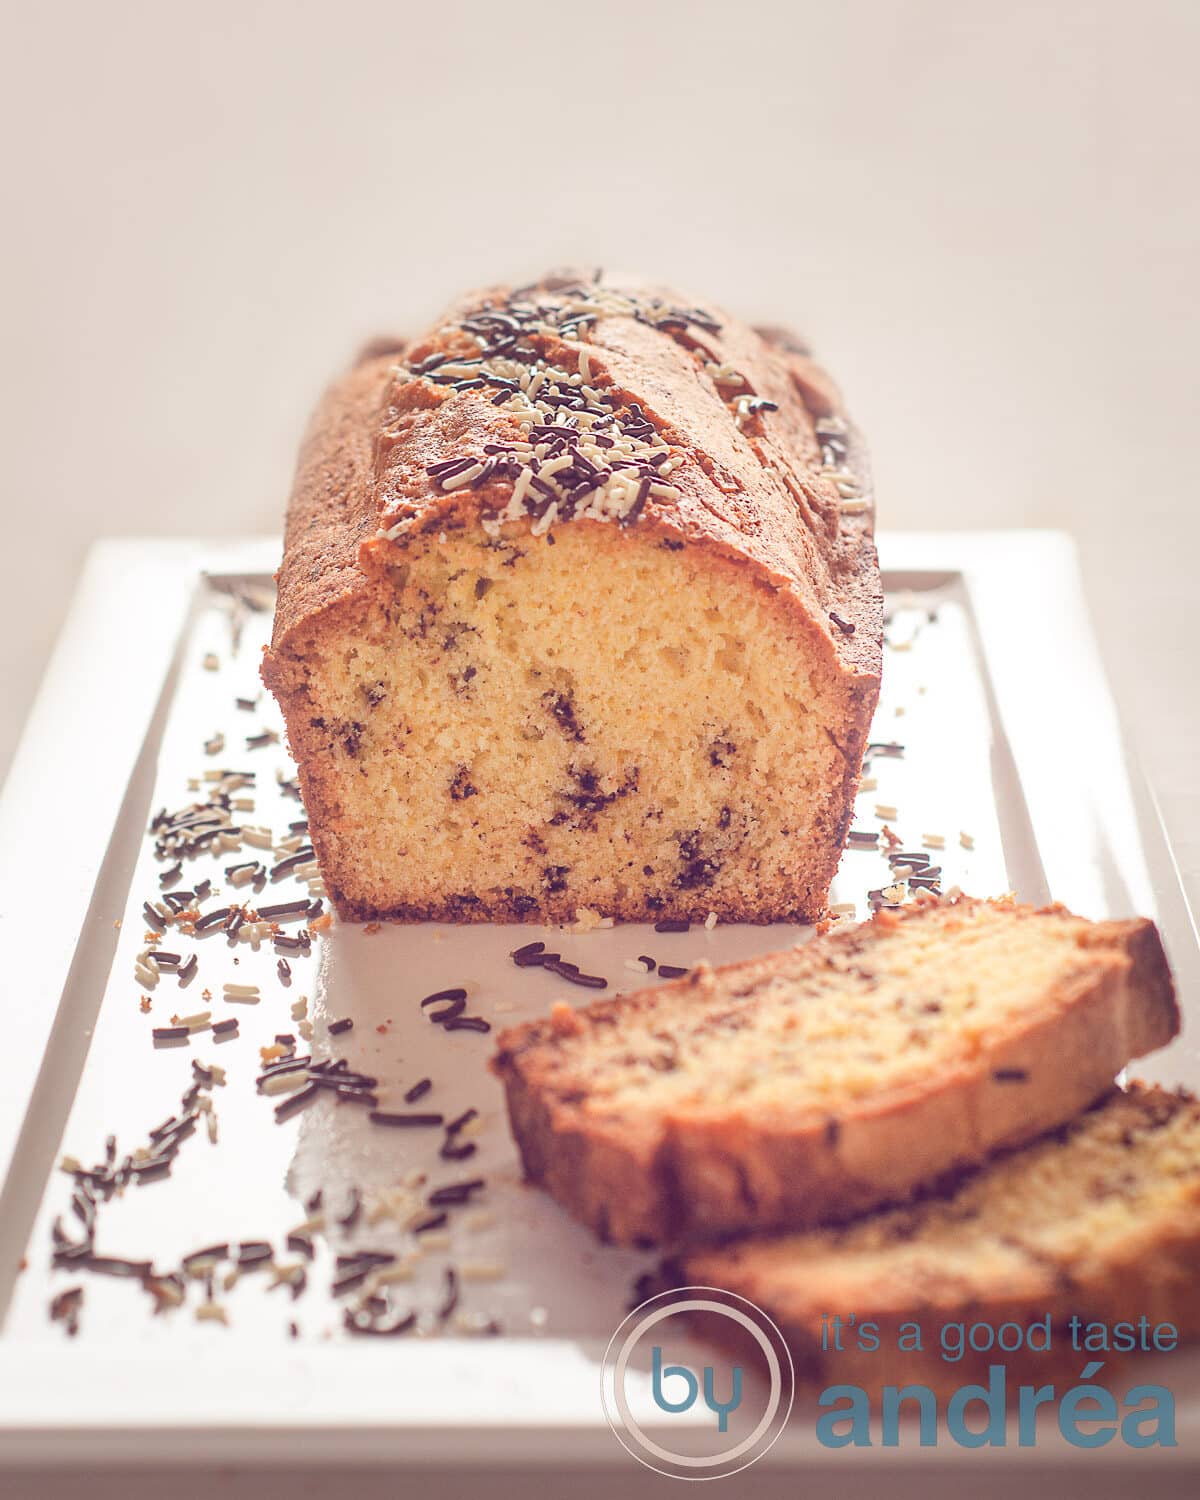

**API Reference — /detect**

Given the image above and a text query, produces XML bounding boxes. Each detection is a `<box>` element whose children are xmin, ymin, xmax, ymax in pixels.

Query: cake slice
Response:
<box><xmin>677</xmin><ymin>1084</ymin><xmax>1200</xmax><ymax>1391</ymax></box>
<box><xmin>262</xmin><ymin>270</ymin><xmax>881</xmax><ymax>923</ymax></box>
<box><xmin>492</xmin><ymin>897</ymin><xmax>1178</xmax><ymax>1245</ymax></box>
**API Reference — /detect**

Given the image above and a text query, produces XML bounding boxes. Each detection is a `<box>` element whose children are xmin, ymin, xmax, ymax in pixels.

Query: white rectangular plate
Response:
<box><xmin>0</xmin><ymin>532</ymin><xmax>1196</xmax><ymax>1491</ymax></box>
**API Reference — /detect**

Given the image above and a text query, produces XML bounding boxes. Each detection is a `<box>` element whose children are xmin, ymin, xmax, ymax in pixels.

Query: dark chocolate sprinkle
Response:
<box><xmin>274</xmin><ymin>1084</ymin><xmax>320</xmax><ymax>1122</ymax></box>
<box><xmin>436</xmin><ymin>1267</ymin><xmax>460</xmax><ymax>1321</ymax></box>
<box><xmin>542</xmin><ymin>959</ymin><xmax>607</xmax><ymax>990</ymax></box>
<box><xmin>427</xmin><ymin>1179</ymin><xmax>486</xmax><ymax>1207</ymax></box>
<box><xmin>257</xmin><ymin>899</ymin><xmax>310</xmax><ymax>920</ymax></box>
<box><xmin>368</xmin><ymin>1111</ymin><xmax>444</xmax><ymax>1129</ymax></box>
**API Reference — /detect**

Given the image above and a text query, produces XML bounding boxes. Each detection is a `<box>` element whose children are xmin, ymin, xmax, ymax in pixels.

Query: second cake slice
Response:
<box><xmin>492</xmin><ymin>896</ymin><xmax>1178</xmax><ymax>1245</ymax></box>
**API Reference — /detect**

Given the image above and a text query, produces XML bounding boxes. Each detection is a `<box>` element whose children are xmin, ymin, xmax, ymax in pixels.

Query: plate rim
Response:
<box><xmin>0</xmin><ymin>530</ymin><xmax>1195</xmax><ymax>1468</ymax></box>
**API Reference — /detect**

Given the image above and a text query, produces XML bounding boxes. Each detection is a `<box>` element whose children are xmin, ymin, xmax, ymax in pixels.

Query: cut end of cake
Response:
<box><xmin>264</xmin><ymin>519</ymin><xmax>870</xmax><ymax>923</ymax></box>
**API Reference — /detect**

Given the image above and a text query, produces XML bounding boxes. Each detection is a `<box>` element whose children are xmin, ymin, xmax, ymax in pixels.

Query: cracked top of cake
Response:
<box><xmin>270</xmin><ymin>269</ymin><xmax>881</xmax><ymax>681</ymax></box>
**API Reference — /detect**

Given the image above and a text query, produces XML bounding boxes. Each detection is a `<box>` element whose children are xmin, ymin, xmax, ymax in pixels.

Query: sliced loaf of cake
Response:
<box><xmin>678</xmin><ymin>1084</ymin><xmax>1200</xmax><ymax>1391</ymax></box>
<box><xmin>492</xmin><ymin>897</ymin><xmax>1178</xmax><ymax>1245</ymax></box>
<box><xmin>262</xmin><ymin>270</ymin><xmax>881</xmax><ymax>924</ymax></box>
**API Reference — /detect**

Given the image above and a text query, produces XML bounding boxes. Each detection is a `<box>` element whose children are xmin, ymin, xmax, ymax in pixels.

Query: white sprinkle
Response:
<box><xmin>960</xmin><ymin>831</ymin><xmax>975</xmax><ymax>850</ymax></box>
<box><xmin>222</xmin><ymin>983</ymin><xmax>260</xmax><ymax>1001</ymax></box>
<box><xmin>288</xmin><ymin>1214</ymin><xmax>326</xmax><ymax>1237</ymax></box>
<box><xmin>530</xmin><ymin>501</ymin><xmax>558</xmax><ymax>537</ymax></box>
<box><xmin>625</xmin><ymin>958</ymin><xmax>653</xmax><ymax>974</ymax></box>
<box><xmin>440</xmin><ymin>463</ymin><xmax>485</xmax><ymax>492</ymax></box>
<box><xmin>368</xmin><ymin>1262</ymin><xmax>416</xmax><ymax>1289</ymax></box>
<box><xmin>459</xmin><ymin>1261</ymin><xmax>507</xmax><ymax>1282</ymax></box>
<box><xmin>171</xmin><ymin>1010</ymin><xmax>212</xmax><ymax>1031</ymax></box>
<box><xmin>202</xmin><ymin>653</ymin><xmax>219</xmax><ymax>672</ymax></box>
<box><xmin>704</xmin><ymin>911</ymin><xmax>719</xmax><ymax>931</ymax></box>
<box><xmin>830</xmin><ymin>902</ymin><xmax>857</xmax><ymax>916</ymax></box>
<box><xmin>241</xmin><ymin>826</ymin><xmax>273</xmax><ymax>849</ymax></box>
<box><xmin>922</xmin><ymin>833</ymin><xmax>946</xmax><ymax>849</ymax></box>
<box><xmin>260</xmin><ymin>1071</ymin><xmax>307</xmax><ymax>1097</ymax></box>
<box><xmin>195</xmin><ymin>1303</ymin><xmax>228</xmax><ymax>1325</ymax></box>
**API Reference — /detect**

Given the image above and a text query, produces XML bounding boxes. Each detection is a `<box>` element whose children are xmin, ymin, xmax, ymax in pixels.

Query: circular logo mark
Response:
<box><xmin>601</xmin><ymin>1285</ymin><xmax>794</xmax><ymax>1480</ymax></box>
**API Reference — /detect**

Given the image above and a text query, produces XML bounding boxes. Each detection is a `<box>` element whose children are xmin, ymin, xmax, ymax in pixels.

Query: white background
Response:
<box><xmin>2</xmin><ymin>0</ymin><xmax>1198</xmax><ymax>901</ymax></box>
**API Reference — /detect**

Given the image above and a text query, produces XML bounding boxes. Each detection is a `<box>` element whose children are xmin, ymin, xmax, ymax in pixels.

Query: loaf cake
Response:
<box><xmin>262</xmin><ymin>271</ymin><xmax>882</xmax><ymax>923</ymax></box>
<box><xmin>492</xmin><ymin>896</ymin><xmax>1178</xmax><ymax>1245</ymax></box>
<box><xmin>677</xmin><ymin>1084</ymin><xmax>1200</xmax><ymax>1392</ymax></box>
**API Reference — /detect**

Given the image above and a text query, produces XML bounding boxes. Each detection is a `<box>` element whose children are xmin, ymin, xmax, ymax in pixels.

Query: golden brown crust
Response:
<box><xmin>491</xmin><ymin>897</ymin><xmax>1180</xmax><ymax>1246</ymax></box>
<box><xmin>674</xmin><ymin>1085</ymin><xmax>1200</xmax><ymax>1395</ymax></box>
<box><xmin>262</xmin><ymin>272</ymin><xmax>882</xmax><ymax>924</ymax></box>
